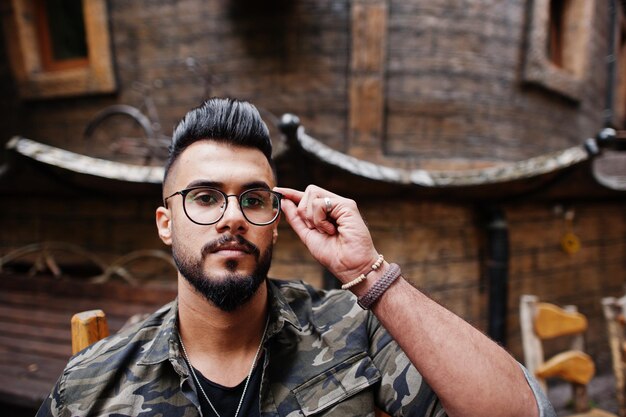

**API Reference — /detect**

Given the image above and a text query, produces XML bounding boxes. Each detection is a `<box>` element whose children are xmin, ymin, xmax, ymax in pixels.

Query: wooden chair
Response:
<box><xmin>602</xmin><ymin>295</ymin><xmax>626</xmax><ymax>417</ymax></box>
<box><xmin>71</xmin><ymin>309</ymin><xmax>110</xmax><ymax>354</ymax></box>
<box><xmin>71</xmin><ymin>310</ymin><xmax>392</xmax><ymax>417</ymax></box>
<box><xmin>520</xmin><ymin>295</ymin><xmax>617</xmax><ymax>417</ymax></box>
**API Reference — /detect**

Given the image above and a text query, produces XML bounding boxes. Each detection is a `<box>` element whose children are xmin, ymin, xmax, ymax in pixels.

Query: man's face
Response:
<box><xmin>158</xmin><ymin>140</ymin><xmax>278</xmax><ymax>311</ymax></box>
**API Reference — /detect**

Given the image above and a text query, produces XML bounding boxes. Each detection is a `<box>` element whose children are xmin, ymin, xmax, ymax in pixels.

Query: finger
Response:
<box><xmin>279</xmin><ymin>198</ymin><xmax>314</xmax><ymax>239</ymax></box>
<box><xmin>301</xmin><ymin>185</ymin><xmax>326</xmax><ymax>227</ymax></box>
<box><xmin>274</xmin><ymin>187</ymin><xmax>303</xmax><ymax>204</ymax></box>
<box><xmin>312</xmin><ymin>197</ymin><xmax>336</xmax><ymax>235</ymax></box>
<box><xmin>282</xmin><ymin>195</ymin><xmax>336</xmax><ymax>245</ymax></box>
<box><xmin>296</xmin><ymin>186</ymin><xmax>338</xmax><ymax>235</ymax></box>
<box><xmin>304</xmin><ymin>192</ymin><xmax>314</xmax><ymax>224</ymax></box>
<box><xmin>274</xmin><ymin>187</ymin><xmax>313</xmax><ymax>229</ymax></box>
<box><xmin>296</xmin><ymin>185</ymin><xmax>340</xmax><ymax>231</ymax></box>
<box><xmin>299</xmin><ymin>187</ymin><xmax>315</xmax><ymax>229</ymax></box>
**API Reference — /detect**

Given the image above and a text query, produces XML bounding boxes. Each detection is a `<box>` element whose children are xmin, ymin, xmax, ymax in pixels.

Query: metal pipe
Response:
<box><xmin>485</xmin><ymin>207</ymin><xmax>509</xmax><ymax>345</ymax></box>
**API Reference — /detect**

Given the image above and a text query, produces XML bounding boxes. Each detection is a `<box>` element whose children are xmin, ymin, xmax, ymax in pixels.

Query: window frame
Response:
<box><xmin>34</xmin><ymin>0</ymin><xmax>90</xmax><ymax>72</ymax></box>
<box><xmin>2</xmin><ymin>0</ymin><xmax>116</xmax><ymax>99</ymax></box>
<box><xmin>523</xmin><ymin>0</ymin><xmax>595</xmax><ymax>101</ymax></box>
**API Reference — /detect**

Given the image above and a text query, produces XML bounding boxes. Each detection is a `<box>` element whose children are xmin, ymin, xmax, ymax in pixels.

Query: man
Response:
<box><xmin>37</xmin><ymin>98</ymin><xmax>554</xmax><ymax>417</ymax></box>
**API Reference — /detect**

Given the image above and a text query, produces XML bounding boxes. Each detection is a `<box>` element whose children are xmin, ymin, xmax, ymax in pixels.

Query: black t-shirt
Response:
<box><xmin>193</xmin><ymin>360</ymin><xmax>262</xmax><ymax>417</ymax></box>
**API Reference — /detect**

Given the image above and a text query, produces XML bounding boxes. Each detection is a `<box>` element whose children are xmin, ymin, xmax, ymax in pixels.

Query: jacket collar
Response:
<box><xmin>266</xmin><ymin>279</ymin><xmax>302</xmax><ymax>337</ymax></box>
<box><xmin>138</xmin><ymin>279</ymin><xmax>302</xmax><ymax>365</ymax></box>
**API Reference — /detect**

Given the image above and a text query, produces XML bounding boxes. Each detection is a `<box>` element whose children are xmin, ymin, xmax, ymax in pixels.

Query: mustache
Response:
<box><xmin>201</xmin><ymin>234</ymin><xmax>260</xmax><ymax>258</ymax></box>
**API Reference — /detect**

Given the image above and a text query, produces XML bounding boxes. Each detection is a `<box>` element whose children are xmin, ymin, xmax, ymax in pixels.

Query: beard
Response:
<box><xmin>172</xmin><ymin>234</ymin><xmax>273</xmax><ymax>312</ymax></box>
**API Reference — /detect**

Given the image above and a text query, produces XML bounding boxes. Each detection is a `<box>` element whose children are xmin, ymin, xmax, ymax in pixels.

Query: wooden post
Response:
<box><xmin>520</xmin><ymin>295</ymin><xmax>547</xmax><ymax>391</ymax></box>
<box><xmin>349</xmin><ymin>0</ymin><xmax>388</xmax><ymax>159</ymax></box>
<box><xmin>71</xmin><ymin>309</ymin><xmax>109</xmax><ymax>354</ymax></box>
<box><xmin>572</xmin><ymin>383</ymin><xmax>589</xmax><ymax>413</ymax></box>
<box><xmin>602</xmin><ymin>296</ymin><xmax>626</xmax><ymax>417</ymax></box>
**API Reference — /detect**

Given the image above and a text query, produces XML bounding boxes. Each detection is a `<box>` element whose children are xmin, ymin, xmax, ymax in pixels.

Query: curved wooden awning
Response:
<box><xmin>5</xmin><ymin>137</ymin><xmax>163</xmax><ymax>183</ymax></box>
<box><xmin>293</xmin><ymin>125</ymin><xmax>590</xmax><ymax>187</ymax></box>
<box><xmin>1</xmin><ymin>117</ymin><xmax>625</xmax><ymax>201</ymax></box>
<box><xmin>0</xmin><ymin>136</ymin><xmax>162</xmax><ymax>196</ymax></box>
<box><xmin>276</xmin><ymin>116</ymin><xmax>626</xmax><ymax>200</ymax></box>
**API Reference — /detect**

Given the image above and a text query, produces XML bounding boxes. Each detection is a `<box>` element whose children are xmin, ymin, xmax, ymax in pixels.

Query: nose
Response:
<box><xmin>215</xmin><ymin>195</ymin><xmax>248</xmax><ymax>233</ymax></box>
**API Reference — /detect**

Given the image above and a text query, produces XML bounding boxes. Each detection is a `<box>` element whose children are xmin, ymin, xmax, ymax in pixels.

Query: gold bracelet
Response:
<box><xmin>341</xmin><ymin>254</ymin><xmax>384</xmax><ymax>290</ymax></box>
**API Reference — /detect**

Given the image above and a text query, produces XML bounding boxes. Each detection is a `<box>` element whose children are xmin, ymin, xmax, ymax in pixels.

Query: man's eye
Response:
<box><xmin>190</xmin><ymin>192</ymin><xmax>219</xmax><ymax>206</ymax></box>
<box><xmin>242</xmin><ymin>196</ymin><xmax>264</xmax><ymax>208</ymax></box>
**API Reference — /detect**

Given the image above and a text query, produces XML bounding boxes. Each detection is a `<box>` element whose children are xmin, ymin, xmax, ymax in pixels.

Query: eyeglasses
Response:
<box><xmin>164</xmin><ymin>187</ymin><xmax>283</xmax><ymax>226</ymax></box>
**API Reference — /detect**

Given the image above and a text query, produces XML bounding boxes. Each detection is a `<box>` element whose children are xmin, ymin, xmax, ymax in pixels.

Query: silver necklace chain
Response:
<box><xmin>178</xmin><ymin>316</ymin><xmax>269</xmax><ymax>417</ymax></box>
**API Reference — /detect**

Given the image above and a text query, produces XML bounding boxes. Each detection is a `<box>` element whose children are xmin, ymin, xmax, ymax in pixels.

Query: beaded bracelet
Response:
<box><xmin>340</xmin><ymin>254</ymin><xmax>384</xmax><ymax>290</ymax></box>
<box><xmin>357</xmin><ymin>263</ymin><xmax>402</xmax><ymax>309</ymax></box>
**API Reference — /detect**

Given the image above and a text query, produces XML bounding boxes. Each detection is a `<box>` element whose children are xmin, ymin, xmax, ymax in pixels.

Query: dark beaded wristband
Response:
<box><xmin>357</xmin><ymin>263</ymin><xmax>401</xmax><ymax>309</ymax></box>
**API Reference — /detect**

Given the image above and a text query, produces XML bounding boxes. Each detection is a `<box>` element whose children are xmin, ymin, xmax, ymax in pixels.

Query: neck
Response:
<box><xmin>178</xmin><ymin>275</ymin><xmax>269</xmax><ymax>351</ymax></box>
<box><xmin>177</xmin><ymin>275</ymin><xmax>269</xmax><ymax>386</ymax></box>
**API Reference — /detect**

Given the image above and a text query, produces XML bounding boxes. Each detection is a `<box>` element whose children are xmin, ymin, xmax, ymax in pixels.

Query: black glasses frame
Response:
<box><xmin>164</xmin><ymin>186</ymin><xmax>283</xmax><ymax>226</ymax></box>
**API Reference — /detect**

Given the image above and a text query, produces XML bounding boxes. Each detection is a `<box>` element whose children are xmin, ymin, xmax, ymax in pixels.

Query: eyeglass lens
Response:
<box><xmin>183</xmin><ymin>188</ymin><xmax>280</xmax><ymax>225</ymax></box>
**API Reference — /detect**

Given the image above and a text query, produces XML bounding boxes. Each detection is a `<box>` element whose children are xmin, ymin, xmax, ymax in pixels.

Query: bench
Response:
<box><xmin>0</xmin><ymin>273</ymin><xmax>176</xmax><ymax>410</ymax></box>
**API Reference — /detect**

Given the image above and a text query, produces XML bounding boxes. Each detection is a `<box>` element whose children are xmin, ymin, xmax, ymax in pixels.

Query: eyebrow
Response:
<box><xmin>185</xmin><ymin>180</ymin><xmax>271</xmax><ymax>191</ymax></box>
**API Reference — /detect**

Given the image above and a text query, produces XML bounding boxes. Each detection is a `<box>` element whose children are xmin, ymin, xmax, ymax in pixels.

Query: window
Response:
<box><xmin>35</xmin><ymin>0</ymin><xmax>89</xmax><ymax>72</ymax></box>
<box><xmin>523</xmin><ymin>0</ymin><xmax>594</xmax><ymax>101</ymax></box>
<box><xmin>548</xmin><ymin>0</ymin><xmax>566</xmax><ymax>68</ymax></box>
<box><xmin>2</xmin><ymin>0</ymin><xmax>116</xmax><ymax>99</ymax></box>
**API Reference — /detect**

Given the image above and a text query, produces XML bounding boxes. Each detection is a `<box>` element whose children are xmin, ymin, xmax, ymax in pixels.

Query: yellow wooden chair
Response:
<box><xmin>520</xmin><ymin>295</ymin><xmax>617</xmax><ymax>417</ymax></box>
<box><xmin>602</xmin><ymin>295</ymin><xmax>626</xmax><ymax>417</ymax></box>
<box><xmin>71</xmin><ymin>309</ymin><xmax>110</xmax><ymax>354</ymax></box>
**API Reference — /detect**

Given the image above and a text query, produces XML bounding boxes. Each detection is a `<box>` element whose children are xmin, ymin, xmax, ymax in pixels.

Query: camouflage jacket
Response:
<box><xmin>37</xmin><ymin>279</ymin><xmax>553</xmax><ymax>417</ymax></box>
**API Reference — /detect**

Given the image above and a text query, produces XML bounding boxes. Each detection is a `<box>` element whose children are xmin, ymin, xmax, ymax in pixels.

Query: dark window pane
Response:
<box><xmin>547</xmin><ymin>0</ymin><xmax>563</xmax><ymax>67</ymax></box>
<box><xmin>44</xmin><ymin>0</ymin><xmax>88</xmax><ymax>60</ymax></box>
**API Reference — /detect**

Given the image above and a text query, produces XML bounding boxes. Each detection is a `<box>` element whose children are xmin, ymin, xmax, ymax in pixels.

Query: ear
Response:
<box><xmin>156</xmin><ymin>206</ymin><xmax>172</xmax><ymax>245</ymax></box>
<box><xmin>272</xmin><ymin>225</ymin><xmax>279</xmax><ymax>244</ymax></box>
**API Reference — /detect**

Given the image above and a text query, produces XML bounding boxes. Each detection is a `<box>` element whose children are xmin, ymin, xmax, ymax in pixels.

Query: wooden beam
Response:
<box><xmin>349</xmin><ymin>0</ymin><xmax>387</xmax><ymax>159</ymax></box>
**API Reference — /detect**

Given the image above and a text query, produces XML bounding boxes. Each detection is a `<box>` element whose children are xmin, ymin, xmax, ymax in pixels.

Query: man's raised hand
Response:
<box><xmin>275</xmin><ymin>185</ymin><xmax>380</xmax><ymax>285</ymax></box>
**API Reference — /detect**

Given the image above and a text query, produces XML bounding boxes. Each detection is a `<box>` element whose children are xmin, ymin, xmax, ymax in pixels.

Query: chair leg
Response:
<box><xmin>613</xmin><ymin>363</ymin><xmax>626</xmax><ymax>417</ymax></box>
<box><xmin>572</xmin><ymin>383</ymin><xmax>590</xmax><ymax>413</ymax></box>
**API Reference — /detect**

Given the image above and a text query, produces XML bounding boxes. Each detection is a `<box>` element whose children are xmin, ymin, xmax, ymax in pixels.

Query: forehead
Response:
<box><xmin>166</xmin><ymin>141</ymin><xmax>275</xmax><ymax>191</ymax></box>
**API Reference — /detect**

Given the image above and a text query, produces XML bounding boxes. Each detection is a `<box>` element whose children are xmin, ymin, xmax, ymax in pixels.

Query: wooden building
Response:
<box><xmin>0</xmin><ymin>0</ymin><xmax>625</xmax><ymax>412</ymax></box>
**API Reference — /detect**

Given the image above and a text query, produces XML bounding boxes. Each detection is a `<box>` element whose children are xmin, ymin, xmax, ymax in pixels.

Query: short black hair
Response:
<box><xmin>164</xmin><ymin>98</ymin><xmax>273</xmax><ymax>183</ymax></box>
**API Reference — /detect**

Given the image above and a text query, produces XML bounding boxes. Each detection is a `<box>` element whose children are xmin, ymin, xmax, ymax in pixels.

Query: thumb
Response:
<box><xmin>280</xmin><ymin>198</ymin><xmax>309</xmax><ymax>238</ymax></box>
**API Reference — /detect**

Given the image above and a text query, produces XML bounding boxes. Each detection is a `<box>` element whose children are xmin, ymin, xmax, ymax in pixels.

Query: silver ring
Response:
<box><xmin>324</xmin><ymin>197</ymin><xmax>332</xmax><ymax>213</ymax></box>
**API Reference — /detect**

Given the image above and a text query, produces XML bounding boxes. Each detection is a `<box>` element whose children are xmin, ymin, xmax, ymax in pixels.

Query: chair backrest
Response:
<box><xmin>602</xmin><ymin>294</ymin><xmax>626</xmax><ymax>417</ymax></box>
<box><xmin>519</xmin><ymin>294</ymin><xmax>596</xmax><ymax>413</ymax></box>
<box><xmin>520</xmin><ymin>295</ymin><xmax>590</xmax><ymax>385</ymax></box>
<box><xmin>71</xmin><ymin>309</ymin><xmax>110</xmax><ymax>354</ymax></box>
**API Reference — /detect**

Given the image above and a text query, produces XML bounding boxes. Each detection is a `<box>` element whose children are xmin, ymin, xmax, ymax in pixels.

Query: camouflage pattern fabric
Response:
<box><xmin>36</xmin><ymin>279</ymin><xmax>551</xmax><ymax>417</ymax></box>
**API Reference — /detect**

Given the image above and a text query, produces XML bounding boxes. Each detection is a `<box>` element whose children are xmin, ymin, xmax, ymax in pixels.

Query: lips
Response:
<box><xmin>212</xmin><ymin>242</ymin><xmax>252</xmax><ymax>254</ymax></box>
